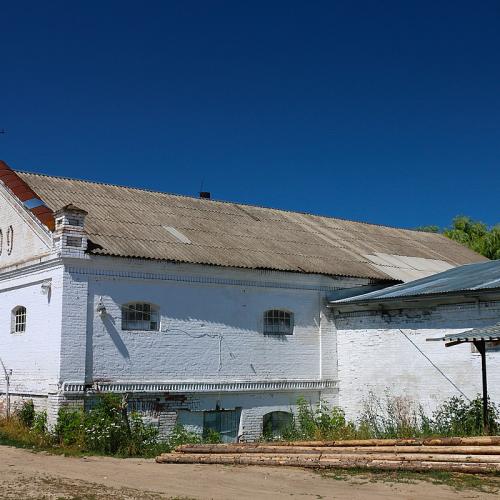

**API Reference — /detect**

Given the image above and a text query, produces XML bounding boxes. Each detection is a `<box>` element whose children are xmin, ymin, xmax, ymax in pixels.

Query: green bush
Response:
<box><xmin>32</xmin><ymin>411</ymin><xmax>47</xmax><ymax>435</ymax></box>
<box><xmin>432</xmin><ymin>395</ymin><xmax>500</xmax><ymax>436</ymax></box>
<box><xmin>52</xmin><ymin>394</ymin><xmax>216</xmax><ymax>457</ymax></box>
<box><xmin>83</xmin><ymin>393</ymin><xmax>132</xmax><ymax>454</ymax></box>
<box><xmin>17</xmin><ymin>400</ymin><xmax>35</xmax><ymax>428</ymax></box>
<box><xmin>55</xmin><ymin>407</ymin><xmax>85</xmax><ymax>446</ymax></box>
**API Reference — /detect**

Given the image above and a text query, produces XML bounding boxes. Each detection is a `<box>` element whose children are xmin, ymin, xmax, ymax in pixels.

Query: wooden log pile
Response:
<box><xmin>155</xmin><ymin>436</ymin><xmax>500</xmax><ymax>473</ymax></box>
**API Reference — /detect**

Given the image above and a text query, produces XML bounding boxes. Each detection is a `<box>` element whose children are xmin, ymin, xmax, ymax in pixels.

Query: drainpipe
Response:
<box><xmin>0</xmin><ymin>358</ymin><xmax>11</xmax><ymax>418</ymax></box>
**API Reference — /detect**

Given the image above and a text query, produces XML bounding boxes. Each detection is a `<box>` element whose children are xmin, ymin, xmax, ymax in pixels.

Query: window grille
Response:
<box><xmin>122</xmin><ymin>303</ymin><xmax>159</xmax><ymax>331</ymax></box>
<box><xmin>263</xmin><ymin>309</ymin><xmax>294</xmax><ymax>335</ymax></box>
<box><xmin>12</xmin><ymin>306</ymin><xmax>27</xmax><ymax>333</ymax></box>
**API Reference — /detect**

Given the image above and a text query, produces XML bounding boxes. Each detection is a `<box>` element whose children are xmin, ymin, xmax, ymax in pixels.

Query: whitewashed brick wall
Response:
<box><xmin>0</xmin><ymin>265</ymin><xmax>64</xmax><ymax>400</ymax></box>
<box><xmin>335</xmin><ymin>300</ymin><xmax>500</xmax><ymax>421</ymax></box>
<box><xmin>59</xmin><ymin>256</ymin><xmax>363</xmax><ymax>387</ymax></box>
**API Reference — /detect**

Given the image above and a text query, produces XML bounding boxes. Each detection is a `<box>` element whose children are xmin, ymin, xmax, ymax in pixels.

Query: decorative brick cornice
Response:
<box><xmin>62</xmin><ymin>379</ymin><xmax>338</xmax><ymax>394</ymax></box>
<box><xmin>68</xmin><ymin>266</ymin><xmax>343</xmax><ymax>292</ymax></box>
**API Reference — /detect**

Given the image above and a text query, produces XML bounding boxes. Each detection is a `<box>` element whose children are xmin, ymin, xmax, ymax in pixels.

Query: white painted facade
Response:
<box><xmin>2</xmin><ymin>179</ymin><xmax>499</xmax><ymax>440</ymax></box>
<box><xmin>0</xmin><ymin>186</ymin><xmax>356</xmax><ymax>439</ymax></box>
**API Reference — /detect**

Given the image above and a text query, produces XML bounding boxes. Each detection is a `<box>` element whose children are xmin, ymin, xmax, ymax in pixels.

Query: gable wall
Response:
<box><xmin>0</xmin><ymin>185</ymin><xmax>52</xmax><ymax>269</ymax></box>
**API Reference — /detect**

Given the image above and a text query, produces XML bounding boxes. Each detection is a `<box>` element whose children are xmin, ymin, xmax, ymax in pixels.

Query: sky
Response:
<box><xmin>1</xmin><ymin>1</ymin><xmax>499</xmax><ymax>229</ymax></box>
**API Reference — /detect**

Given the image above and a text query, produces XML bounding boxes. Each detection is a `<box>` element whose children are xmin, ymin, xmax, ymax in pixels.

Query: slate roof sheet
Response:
<box><xmin>17</xmin><ymin>171</ymin><xmax>487</xmax><ymax>280</ymax></box>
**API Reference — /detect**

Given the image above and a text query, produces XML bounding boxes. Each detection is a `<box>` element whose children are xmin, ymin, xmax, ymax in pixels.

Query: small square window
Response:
<box><xmin>263</xmin><ymin>309</ymin><xmax>294</xmax><ymax>335</ymax></box>
<box><xmin>122</xmin><ymin>303</ymin><xmax>159</xmax><ymax>331</ymax></box>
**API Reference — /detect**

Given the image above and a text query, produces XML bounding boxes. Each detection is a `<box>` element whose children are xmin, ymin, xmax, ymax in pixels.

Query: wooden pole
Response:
<box><xmin>155</xmin><ymin>453</ymin><xmax>500</xmax><ymax>473</ymax></box>
<box><xmin>474</xmin><ymin>340</ymin><xmax>489</xmax><ymax>435</ymax></box>
<box><xmin>176</xmin><ymin>444</ymin><xmax>500</xmax><ymax>455</ymax></box>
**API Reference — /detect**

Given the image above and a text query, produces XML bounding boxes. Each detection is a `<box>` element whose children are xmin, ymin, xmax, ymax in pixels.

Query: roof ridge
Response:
<box><xmin>16</xmin><ymin>169</ymin><xmax>444</xmax><ymax>235</ymax></box>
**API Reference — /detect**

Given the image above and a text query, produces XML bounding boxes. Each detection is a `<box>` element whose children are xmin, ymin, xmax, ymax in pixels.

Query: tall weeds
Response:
<box><xmin>266</xmin><ymin>392</ymin><xmax>500</xmax><ymax>442</ymax></box>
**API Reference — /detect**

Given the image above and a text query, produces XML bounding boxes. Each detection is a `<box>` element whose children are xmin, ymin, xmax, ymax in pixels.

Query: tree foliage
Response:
<box><xmin>417</xmin><ymin>216</ymin><xmax>500</xmax><ymax>260</ymax></box>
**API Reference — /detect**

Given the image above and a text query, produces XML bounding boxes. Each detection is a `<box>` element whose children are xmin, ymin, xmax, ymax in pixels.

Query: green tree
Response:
<box><xmin>417</xmin><ymin>216</ymin><xmax>500</xmax><ymax>259</ymax></box>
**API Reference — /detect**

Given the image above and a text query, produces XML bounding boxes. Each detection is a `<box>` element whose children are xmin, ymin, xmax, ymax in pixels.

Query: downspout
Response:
<box><xmin>0</xmin><ymin>357</ymin><xmax>11</xmax><ymax>418</ymax></box>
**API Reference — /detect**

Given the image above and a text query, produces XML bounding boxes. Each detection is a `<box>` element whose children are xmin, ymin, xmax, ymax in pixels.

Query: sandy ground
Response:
<box><xmin>0</xmin><ymin>445</ymin><xmax>499</xmax><ymax>500</ymax></box>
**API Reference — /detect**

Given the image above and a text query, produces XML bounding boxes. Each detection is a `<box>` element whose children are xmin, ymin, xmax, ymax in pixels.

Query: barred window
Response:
<box><xmin>263</xmin><ymin>309</ymin><xmax>294</xmax><ymax>335</ymax></box>
<box><xmin>12</xmin><ymin>306</ymin><xmax>27</xmax><ymax>334</ymax></box>
<box><xmin>122</xmin><ymin>303</ymin><xmax>159</xmax><ymax>331</ymax></box>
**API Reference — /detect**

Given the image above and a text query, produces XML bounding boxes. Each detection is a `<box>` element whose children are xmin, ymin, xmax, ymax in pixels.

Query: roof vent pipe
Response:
<box><xmin>199</xmin><ymin>191</ymin><xmax>211</xmax><ymax>199</ymax></box>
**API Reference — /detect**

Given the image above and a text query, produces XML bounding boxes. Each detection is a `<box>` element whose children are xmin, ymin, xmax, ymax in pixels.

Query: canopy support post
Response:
<box><xmin>473</xmin><ymin>340</ymin><xmax>489</xmax><ymax>435</ymax></box>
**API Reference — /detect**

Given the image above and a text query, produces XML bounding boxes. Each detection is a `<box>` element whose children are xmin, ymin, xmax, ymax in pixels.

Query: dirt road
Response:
<box><xmin>0</xmin><ymin>445</ymin><xmax>498</xmax><ymax>499</ymax></box>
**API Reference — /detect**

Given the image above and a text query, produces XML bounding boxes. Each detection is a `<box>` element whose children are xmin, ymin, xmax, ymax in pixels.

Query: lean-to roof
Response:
<box><xmin>331</xmin><ymin>260</ymin><xmax>500</xmax><ymax>304</ymax></box>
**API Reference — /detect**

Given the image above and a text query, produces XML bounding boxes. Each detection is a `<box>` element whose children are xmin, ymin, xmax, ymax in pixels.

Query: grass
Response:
<box><xmin>0</xmin><ymin>417</ymin><xmax>108</xmax><ymax>458</ymax></box>
<box><xmin>318</xmin><ymin>467</ymin><xmax>500</xmax><ymax>494</ymax></box>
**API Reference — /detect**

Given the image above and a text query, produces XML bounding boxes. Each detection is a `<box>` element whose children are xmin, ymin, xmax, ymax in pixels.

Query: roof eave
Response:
<box><xmin>329</xmin><ymin>288</ymin><xmax>500</xmax><ymax>312</ymax></box>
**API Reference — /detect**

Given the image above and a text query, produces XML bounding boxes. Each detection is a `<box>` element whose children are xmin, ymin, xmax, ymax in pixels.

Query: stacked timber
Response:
<box><xmin>155</xmin><ymin>436</ymin><xmax>500</xmax><ymax>473</ymax></box>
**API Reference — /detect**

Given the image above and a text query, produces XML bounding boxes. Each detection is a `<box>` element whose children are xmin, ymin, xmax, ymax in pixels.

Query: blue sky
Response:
<box><xmin>1</xmin><ymin>1</ymin><xmax>499</xmax><ymax>229</ymax></box>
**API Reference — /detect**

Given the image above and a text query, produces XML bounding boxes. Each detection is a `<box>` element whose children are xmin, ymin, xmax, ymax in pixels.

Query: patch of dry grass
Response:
<box><xmin>318</xmin><ymin>468</ymin><xmax>500</xmax><ymax>494</ymax></box>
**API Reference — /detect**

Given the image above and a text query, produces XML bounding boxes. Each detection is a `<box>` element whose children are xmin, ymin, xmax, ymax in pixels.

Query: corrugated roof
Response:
<box><xmin>17</xmin><ymin>171</ymin><xmax>487</xmax><ymax>280</ymax></box>
<box><xmin>332</xmin><ymin>260</ymin><xmax>500</xmax><ymax>304</ymax></box>
<box><xmin>428</xmin><ymin>323</ymin><xmax>500</xmax><ymax>343</ymax></box>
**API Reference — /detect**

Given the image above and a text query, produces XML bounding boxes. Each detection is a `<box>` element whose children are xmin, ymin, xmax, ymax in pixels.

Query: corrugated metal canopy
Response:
<box><xmin>427</xmin><ymin>323</ymin><xmax>500</xmax><ymax>344</ymax></box>
<box><xmin>332</xmin><ymin>260</ymin><xmax>499</xmax><ymax>303</ymax></box>
<box><xmin>17</xmin><ymin>171</ymin><xmax>487</xmax><ymax>281</ymax></box>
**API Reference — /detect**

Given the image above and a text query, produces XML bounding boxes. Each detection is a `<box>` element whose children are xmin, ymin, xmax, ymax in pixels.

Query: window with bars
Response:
<box><xmin>263</xmin><ymin>309</ymin><xmax>294</xmax><ymax>335</ymax></box>
<box><xmin>121</xmin><ymin>303</ymin><xmax>159</xmax><ymax>331</ymax></box>
<box><xmin>12</xmin><ymin>306</ymin><xmax>27</xmax><ymax>334</ymax></box>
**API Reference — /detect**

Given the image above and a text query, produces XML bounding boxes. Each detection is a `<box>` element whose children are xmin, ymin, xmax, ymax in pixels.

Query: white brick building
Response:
<box><xmin>330</xmin><ymin>261</ymin><xmax>500</xmax><ymax>421</ymax></box>
<box><xmin>0</xmin><ymin>160</ymin><xmax>494</xmax><ymax>440</ymax></box>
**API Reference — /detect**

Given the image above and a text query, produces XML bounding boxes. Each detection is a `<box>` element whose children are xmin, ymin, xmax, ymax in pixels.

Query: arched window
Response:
<box><xmin>12</xmin><ymin>306</ymin><xmax>27</xmax><ymax>334</ymax></box>
<box><xmin>121</xmin><ymin>302</ymin><xmax>159</xmax><ymax>331</ymax></box>
<box><xmin>263</xmin><ymin>309</ymin><xmax>294</xmax><ymax>335</ymax></box>
<box><xmin>263</xmin><ymin>411</ymin><xmax>293</xmax><ymax>438</ymax></box>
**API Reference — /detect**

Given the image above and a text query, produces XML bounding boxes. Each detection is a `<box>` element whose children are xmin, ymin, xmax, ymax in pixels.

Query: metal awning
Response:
<box><xmin>426</xmin><ymin>323</ymin><xmax>500</xmax><ymax>434</ymax></box>
<box><xmin>427</xmin><ymin>323</ymin><xmax>500</xmax><ymax>347</ymax></box>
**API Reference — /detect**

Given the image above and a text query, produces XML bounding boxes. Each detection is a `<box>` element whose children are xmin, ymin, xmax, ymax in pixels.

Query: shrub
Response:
<box><xmin>50</xmin><ymin>394</ymin><xmax>220</xmax><ymax>457</ymax></box>
<box><xmin>123</xmin><ymin>411</ymin><xmax>160</xmax><ymax>456</ymax></box>
<box><xmin>17</xmin><ymin>400</ymin><xmax>35</xmax><ymax>428</ymax></box>
<box><xmin>83</xmin><ymin>393</ymin><xmax>130</xmax><ymax>454</ymax></box>
<box><xmin>432</xmin><ymin>395</ymin><xmax>500</xmax><ymax>436</ymax></box>
<box><xmin>55</xmin><ymin>407</ymin><xmax>85</xmax><ymax>446</ymax></box>
<box><xmin>168</xmin><ymin>425</ymin><xmax>202</xmax><ymax>448</ymax></box>
<box><xmin>32</xmin><ymin>411</ymin><xmax>47</xmax><ymax>435</ymax></box>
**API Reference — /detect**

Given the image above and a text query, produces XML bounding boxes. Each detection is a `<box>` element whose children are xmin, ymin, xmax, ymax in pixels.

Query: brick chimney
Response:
<box><xmin>53</xmin><ymin>204</ymin><xmax>88</xmax><ymax>258</ymax></box>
